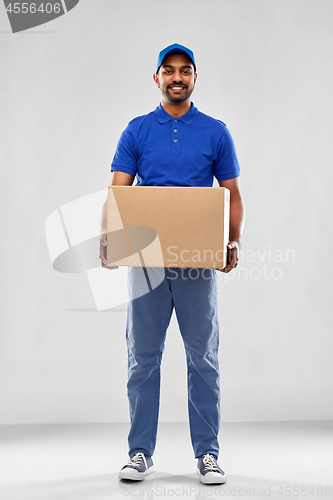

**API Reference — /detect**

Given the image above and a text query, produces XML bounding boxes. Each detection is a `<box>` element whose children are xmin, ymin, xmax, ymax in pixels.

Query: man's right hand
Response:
<box><xmin>100</xmin><ymin>171</ymin><xmax>134</xmax><ymax>270</ymax></box>
<box><xmin>99</xmin><ymin>232</ymin><xmax>119</xmax><ymax>270</ymax></box>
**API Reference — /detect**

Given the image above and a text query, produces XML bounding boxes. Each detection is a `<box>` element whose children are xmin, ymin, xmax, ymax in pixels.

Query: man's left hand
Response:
<box><xmin>217</xmin><ymin>241</ymin><xmax>240</xmax><ymax>273</ymax></box>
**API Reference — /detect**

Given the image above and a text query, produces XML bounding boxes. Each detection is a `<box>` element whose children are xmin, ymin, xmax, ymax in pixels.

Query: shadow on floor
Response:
<box><xmin>1</xmin><ymin>472</ymin><xmax>331</xmax><ymax>500</ymax></box>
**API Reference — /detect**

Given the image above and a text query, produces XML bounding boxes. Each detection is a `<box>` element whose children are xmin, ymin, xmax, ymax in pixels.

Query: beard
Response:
<box><xmin>160</xmin><ymin>84</ymin><xmax>195</xmax><ymax>103</ymax></box>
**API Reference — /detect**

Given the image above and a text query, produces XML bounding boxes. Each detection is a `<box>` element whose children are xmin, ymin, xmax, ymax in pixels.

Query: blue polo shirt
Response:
<box><xmin>111</xmin><ymin>102</ymin><xmax>240</xmax><ymax>187</ymax></box>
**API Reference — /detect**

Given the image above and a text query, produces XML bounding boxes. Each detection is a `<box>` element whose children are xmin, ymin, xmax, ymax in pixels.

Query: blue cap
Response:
<box><xmin>156</xmin><ymin>43</ymin><xmax>196</xmax><ymax>73</ymax></box>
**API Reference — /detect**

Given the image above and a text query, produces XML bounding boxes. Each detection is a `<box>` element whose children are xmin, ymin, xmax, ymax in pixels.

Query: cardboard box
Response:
<box><xmin>107</xmin><ymin>186</ymin><xmax>230</xmax><ymax>269</ymax></box>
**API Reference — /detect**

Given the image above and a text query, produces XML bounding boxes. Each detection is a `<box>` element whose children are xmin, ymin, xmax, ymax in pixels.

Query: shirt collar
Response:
<box><xmin>154</xmin><ymin>102</ymin><xmax>199</xmax><ymax>124</ymax></box>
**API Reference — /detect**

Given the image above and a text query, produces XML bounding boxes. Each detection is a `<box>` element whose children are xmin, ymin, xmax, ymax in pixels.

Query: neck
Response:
<box><xmin>160</xmin><ymin>98</ymin><xmax>192</xmax><ymax>118</ymax></box>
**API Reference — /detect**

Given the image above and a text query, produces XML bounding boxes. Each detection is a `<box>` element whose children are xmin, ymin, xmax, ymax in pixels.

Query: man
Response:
<box><xmin>100</xmin><ymin>43</ymin><xmax>245</xmax><ymax>484</ymax></box>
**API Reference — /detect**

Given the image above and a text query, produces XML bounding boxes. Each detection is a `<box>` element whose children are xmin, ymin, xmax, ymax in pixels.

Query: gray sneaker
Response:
<box><xmin>197</xmin><ymin>454</ymin><xmax>227</xmax><ymax>484</ymax></box>
<box><xmin>119</xmin><ymin>452</ymin><xmax>154</xmax><ymax>481</ymax></box>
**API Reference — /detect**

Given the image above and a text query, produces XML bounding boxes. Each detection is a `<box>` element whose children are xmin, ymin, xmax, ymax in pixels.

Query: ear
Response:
<box><xmin>153</xmin><ymin>73</ymin><xmax>160</xmax><ymax>88</ymax></box>
<box><xmin>194</xmin><ymin>73</ymin><xmax>198</xmax><ymax>84</ymax></box>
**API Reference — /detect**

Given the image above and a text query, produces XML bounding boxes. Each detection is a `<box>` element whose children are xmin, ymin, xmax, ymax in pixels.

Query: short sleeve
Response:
<box><xmin>213</xmin><ymin>125</ymin><xmax>240</xmax><ymax>181</ymax></box>
<box><xmin>111</xmin><ymin>125</ymin><xmax>138</xmax><ymax>176</ymax></box>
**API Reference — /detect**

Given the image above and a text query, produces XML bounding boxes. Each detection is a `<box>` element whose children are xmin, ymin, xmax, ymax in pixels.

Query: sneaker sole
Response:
<box><xmin>197</xmin><ymin>468</ymin><xmax>227</xmax><ymax>484</ymax></box>
<box><xmin>119</xmin><ymin>466</ymin><xmax>154</xmax><ymax>481</ymax></box>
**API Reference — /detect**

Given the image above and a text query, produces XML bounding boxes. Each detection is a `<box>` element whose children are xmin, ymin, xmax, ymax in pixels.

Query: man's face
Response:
<box><xmin>154</xmin><ymin>53</ymin><xmax>197</xmax><ymax>103</ymax></box>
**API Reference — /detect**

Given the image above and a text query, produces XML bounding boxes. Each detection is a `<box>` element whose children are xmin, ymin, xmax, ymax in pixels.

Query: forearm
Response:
<box><xmin>100</xmin><ymin>171</ymin><xmax>135</xmax><ymax>235</ymax></box>
<box><xmin>100</xmin><ymin>199</ymin><xmax>108</xmax><ymax>234</ymax></box>
<box><xmin>218</xmin><ymin>177</ymin><xmax>245</xmax><ymax>250</ymax></box>
<box><xmin>229</xmin><ymin>197</ymin><xmax>245</xmax><ymax>248</ymax></box>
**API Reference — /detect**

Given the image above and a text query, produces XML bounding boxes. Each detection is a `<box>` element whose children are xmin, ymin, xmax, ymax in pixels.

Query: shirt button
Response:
<box><xmin>174</xmin><ymin>120</ymin><xmax>177</xmax><ymax>123</ymax></box>
<box><xmin>174</xmin><ymin>139</ymin><xmax>177</xmax><ymax>143</ymax></box>
<box><xmin>174</xmin><ymin>129</ymin><xmax>177</xmax><ymax>133</ymax></box>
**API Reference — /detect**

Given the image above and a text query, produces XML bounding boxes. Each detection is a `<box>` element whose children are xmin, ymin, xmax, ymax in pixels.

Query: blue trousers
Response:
<box><xmin>126</xmin><ymin>266</ymin><xmax>220</xmax><ymax>459</ymax></box>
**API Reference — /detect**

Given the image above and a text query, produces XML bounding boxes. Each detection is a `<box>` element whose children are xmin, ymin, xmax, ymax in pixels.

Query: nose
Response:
<box><xmin>173</xmin><ymin>70</ymin><xmax>183</xmax><ymax>82</ymax></box>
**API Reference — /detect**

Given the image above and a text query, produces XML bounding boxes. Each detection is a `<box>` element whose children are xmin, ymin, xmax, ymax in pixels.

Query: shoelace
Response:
<box><xmin>127</xmin><ymin>452</ymin><xmax>146</xmax><ymax>469</ymax></box>
<box><xmin>203</xmin><ymin>454</ymin><xmax>219</xmax><ymax>472</ymax></box>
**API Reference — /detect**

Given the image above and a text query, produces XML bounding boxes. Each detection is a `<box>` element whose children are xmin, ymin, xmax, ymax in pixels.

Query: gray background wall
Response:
<box><xmin>1</xmin><ymin>0</ymin><xmax>332</xmax><ymax>424</ymax></box>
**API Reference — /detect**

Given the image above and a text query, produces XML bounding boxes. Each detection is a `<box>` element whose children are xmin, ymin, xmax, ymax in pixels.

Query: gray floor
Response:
<box><xmin>0</xmin><ymin>421</ymin><xmax>332</xmax><ymax>500</ymax></box>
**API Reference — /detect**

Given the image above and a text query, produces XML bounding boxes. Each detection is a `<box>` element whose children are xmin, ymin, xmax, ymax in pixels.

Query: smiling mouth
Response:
<box><xmin>169</xmin><ymin>86</ymin><xmax>186</xmax><ymax>91</ymax></box>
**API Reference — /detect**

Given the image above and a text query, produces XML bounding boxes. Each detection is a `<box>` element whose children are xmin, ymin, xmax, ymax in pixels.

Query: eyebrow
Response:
<box><xmin>162</xmin><ymin>64</ymin><xmax>193</xmax><ymax>69</ymax></box>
